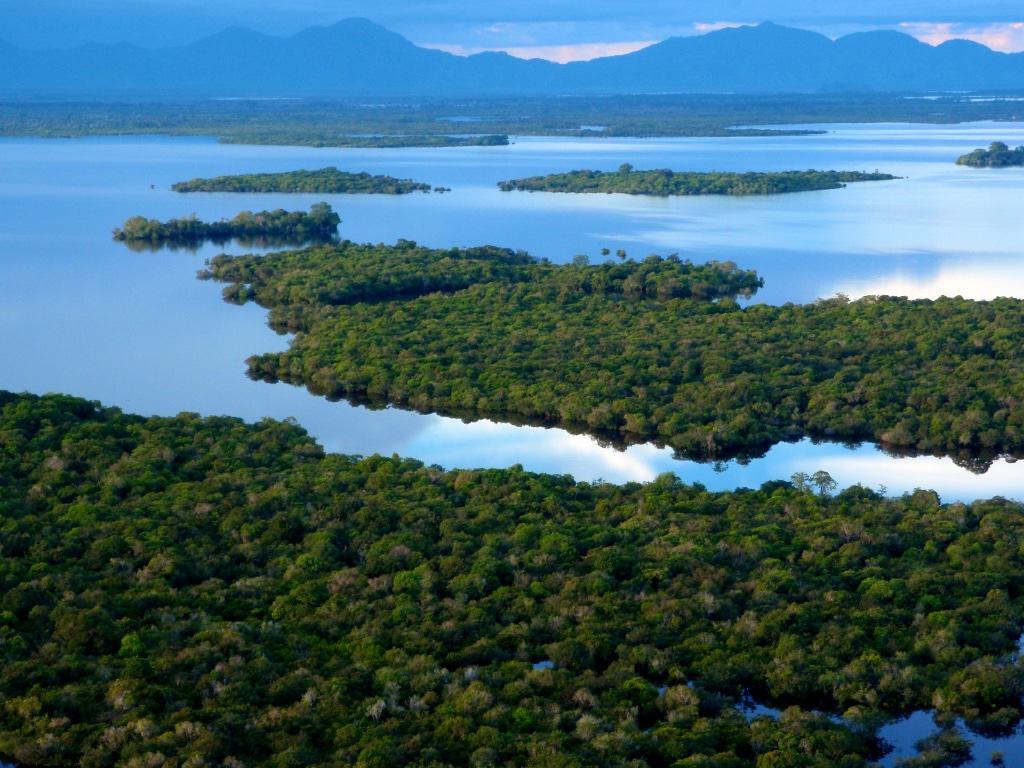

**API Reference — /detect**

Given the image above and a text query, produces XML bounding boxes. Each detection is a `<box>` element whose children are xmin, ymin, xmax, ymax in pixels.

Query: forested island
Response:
<box><xmin>956</xmin><ymin>141</ymin><xmax>1024</xmax><ymax>168</ymax></box>
<box><xmin>172</xmin><ymin>168</ymin><xmax>436</xmax><ymax>195</ymax></box>
<box><xmin>112</xmin><ymin>203</ymin><xmax>341</xmax><ymax>248</ymax></box>
<box><xmin>499</xmin><ymin>166</ymin><xmax>898</xmax><ymax>196</ymax></box>
<box><xmin>3</xmin><ymin>389</ymin><xmax>1024</xmax><ymax>767</ymax></box>
<box><xmin>4</xmin><ymin>93</ymin><xmax>1024</xmax><ymax>146</ymax></box>
<box><xmin>194</xmin><ymin>239</ymin><xmax>1024</xmax><ymax>466</ymax></box>
<box><xmin>268</xmin><ymin>134</ymin><xmax>510</xmax><ymax>149</ymax></box>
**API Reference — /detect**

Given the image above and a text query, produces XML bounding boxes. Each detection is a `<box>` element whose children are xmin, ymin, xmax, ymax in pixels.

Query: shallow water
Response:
<box><xmin>743</xmin><ymin>702</ymin><xmax>1024</xmax><ymax>766</ymax></box>
<box><xmin>1</xmin><ymin>123</ymin><xmax>1023</xmax><ymax>501</ymax></box>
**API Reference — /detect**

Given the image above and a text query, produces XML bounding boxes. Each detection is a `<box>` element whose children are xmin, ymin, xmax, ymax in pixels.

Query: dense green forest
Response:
<box><xmin>3</xmin><ymin>390</ymin><xmax>1024</xmax><ymax>767</ymax></box>
<box><xmin>4</xmin><ymin>93</ymin><xmax>1024</xmax><ymax>146</ymax></box>
<box><xmin>287</xmin><ymin>135</ymin><xmax>509</xmax><ymax>149</ymax></box>
<box><xmin>173</xmin><ymin>168</ymin><xmax>436</xmax><ymax>195</ymax></box>
<box><xmin>196</xmin><ymin>240</ymin><xmax>1024</xmax><ymax>466</ymax></box>
<box><xmin>499</xmin><ymin>166</ymin><xmax>898</xmax><ymax>196</ymax></box>
<box><xmin>112</xmin><ymin>204</ymin><xmax>341</xmax><ymax>248</ymax></box>
<box><xmin>200</xmin><ymin>243</ymin><xmax>763</xmax><ymax>307</ymax></box>
<box><xmin>956</xmin><ymin>142</ymin><xmax>1024</xmax><ymax>168</ymax></box>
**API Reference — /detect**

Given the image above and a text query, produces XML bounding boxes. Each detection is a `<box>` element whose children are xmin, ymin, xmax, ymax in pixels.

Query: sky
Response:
<box><xmin>1</xmin><ymin>0</ymin><xmax>1022</xmax><ymax>60</ymax></box>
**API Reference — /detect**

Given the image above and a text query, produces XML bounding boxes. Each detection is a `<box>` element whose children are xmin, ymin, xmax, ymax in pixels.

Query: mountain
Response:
<box><xmin>0</xmin><ymin>18</ymin><xmax>1022</xmax><ymax>98</ymax></box>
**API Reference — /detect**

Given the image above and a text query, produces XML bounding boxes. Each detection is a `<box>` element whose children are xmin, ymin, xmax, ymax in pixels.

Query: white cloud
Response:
<box><xmin>693</xmin><ymin>21</ymin><xmax>746</xmax><ymax>33</ymax></box>
<box><xmin>900</xmin><ymin>21</ymin><xmax>1024</xmax><ymax>52</ymax></box>
<box><xmin>425</xmin><ymin>40</ymin><xmax>657</xmax><ymax>62</ymax></box>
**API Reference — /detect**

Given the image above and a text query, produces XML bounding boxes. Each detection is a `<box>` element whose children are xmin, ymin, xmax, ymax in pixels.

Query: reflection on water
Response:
<box><xmin>879</xmin><ymin>713</ymin><xmax>1024</xmax><ymax>767</ymax></box>
<box><xmin>1</xmin><ymin>124</ymin><xmax>1023</xmax><ymax>501</ymax></box>
<box><xmin>743</xmin><ymin>646</ymin><xmax>1024</xmax><ymax>768</ymax></box>
<box><xmin>118</xmin><ymin>233</ymin><xmax>338</xmax><ymax>253</ymax></box>
<box><xmin>395</xmin><ymin>416</ymin><xmax>1024</xmax><ymax>501</ymax></box>
<box><xmin>844</xmin><ymin>258</ymin><xmax>1024</xmax><ymax>302</ymax></box>
<box><xmin>743</xmin><ymin>704</ymin><xmax>1024</xmax><ymax>767</ymax></box>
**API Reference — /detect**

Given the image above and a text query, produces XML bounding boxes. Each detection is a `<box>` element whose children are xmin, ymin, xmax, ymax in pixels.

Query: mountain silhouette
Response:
<box><xmin>1</xmin><ymin>18</ymin><xmax>1022</xmax><ymax>97</ymax></box>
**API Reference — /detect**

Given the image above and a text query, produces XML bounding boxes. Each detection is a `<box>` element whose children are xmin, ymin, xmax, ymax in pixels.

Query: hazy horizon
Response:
<box><xmin>0</xmin><ymin>0</ymin><xmax>1021</xmax><ymax>61</ymax></box>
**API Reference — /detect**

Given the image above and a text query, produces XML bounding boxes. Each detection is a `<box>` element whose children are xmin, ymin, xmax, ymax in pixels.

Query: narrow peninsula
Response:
<box><xmin>499</xmin><ymin>165</ymin><xmax>899</xmax><ymax>196</ymax></box>
<box><xmin>195</xmin><ymin>239</ymin><xmax>1023</xmax><ymax>466</ymax></box>
<box><xmin>957</xmin><ymin>141</ymin><xmax>1024</xmax><ymax>168</ymax></box>
<box><xmin>113</xmin><ymin>203</ymin><xmax>341</xmax><ymax>248</ymax></box>
<box><xmin>173</xmin><ymin>167</ymin><xmax>437</xmax><ymax>195</ymax></box>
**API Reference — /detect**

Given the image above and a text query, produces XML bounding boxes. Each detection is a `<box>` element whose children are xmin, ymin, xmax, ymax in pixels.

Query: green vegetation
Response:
<box><xmin>214</xmin><ymin>134</ymin><xmax>509</xmax><ymax>149</ymax></box>
<box><xmin>172</xmin><ymin>168</ymin><xmax>435</xmax><ymax>195</ymax></box>
<box><xmin>200</xmin><ymin>242</ymin><xmax>762</xmax><ymax>308</ymax></box>
<box><xmin>499</xmin><ymin>166</ymin><xmax>898</xmax><ymax>196</ymax></box>
<box><xmin>3</xmin><ymin>390</ymin><xmax>1024</xmax><ymax>767</ymax></box>
<box><xmin>5</xmin><ymin>93</ymin><xmax>1024</xmax><ymax>148</ymax></box>
<box><xmin>252</xmin><ymin>134</ymin><xmax>510</xmax><ymax>149</ymax></box>
<box><xmin>198</xmin><ymin>240</ymin><xmax>1024</xmax><ymax>466</ymax></box>
<box><xmin>956</xmin><ymin>142</ymin><xmax>1024</xmax><ymax>168</ymax></box>
<box><xmin>112</xmin><ymin>203</ymin><xmax>341</xmax><ymax>249</ymax></box>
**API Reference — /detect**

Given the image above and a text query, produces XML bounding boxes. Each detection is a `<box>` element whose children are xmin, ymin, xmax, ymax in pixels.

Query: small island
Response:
<box><xmin>112</xmin><ymin>203</ymin><xmax>341</xmax><ymax>248</ymax></box>
<box><xmin>172</xmin><ymin>167</ymin><xmax>436</xmax><ymax>195</ymax></box>
<box><xmin>222</xmin><ymin>133</ymin><xmax>511</xmax><ymax>149</ymax></box>
<box><xmin>956</xmin><ymin>141</ymin><xmax>1024</xmax><ymax>168</ymax></box>
<box><xmin>499</xmin><ymin>165</ymin><xmax>899</xmax><ymax>196</ymax></box>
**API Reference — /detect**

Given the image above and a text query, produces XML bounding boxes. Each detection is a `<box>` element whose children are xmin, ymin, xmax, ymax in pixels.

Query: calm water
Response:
<box><xmin>1</xmin><ymin>123</ymin><xmax>1024</xmax><ymax>501</ymax></box>
<box><xmin>746</xmin><ymin>705</ymin><xmax>1024</xmax><ymax>767</ymax></box>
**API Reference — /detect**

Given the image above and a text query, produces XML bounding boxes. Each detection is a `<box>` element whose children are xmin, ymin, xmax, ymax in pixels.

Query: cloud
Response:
<box><xmin>693</xmin><ymin>21</ymin><xmax>746</xmax><ymax>34</ymax></box>
<box><xmin>426</xmin><ymin>40</ymin><xmax>657</xmax><ymax>63</ymax></box>
<box><xmin>1</xmin><ymin>0</ymin><xmax>1022</xmax><ymax>51</ymax></box>
<box><xmin>899</xmin><ymin>21</ymin><xmax>1024</xmax><ymax>52</ymax></box>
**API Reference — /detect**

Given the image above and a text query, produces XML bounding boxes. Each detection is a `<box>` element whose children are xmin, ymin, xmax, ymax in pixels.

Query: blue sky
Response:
<box><xmin>1</xmin><ymin>0</ymin><xmax>1021</xmax><ymax>58</ymax></box>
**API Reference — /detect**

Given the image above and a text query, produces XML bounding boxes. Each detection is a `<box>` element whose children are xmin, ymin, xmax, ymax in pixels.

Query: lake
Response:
<box><xmin>1</xmin><ymin>122</ymin><xmax>1023</xmax><ymax>501</ymax></box>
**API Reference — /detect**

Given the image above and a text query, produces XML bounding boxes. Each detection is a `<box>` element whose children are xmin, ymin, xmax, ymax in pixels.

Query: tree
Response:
<box><xmin>811</xmin><ymin>471</ymin><xmax>838</xmax><ymax>496</ymax></box>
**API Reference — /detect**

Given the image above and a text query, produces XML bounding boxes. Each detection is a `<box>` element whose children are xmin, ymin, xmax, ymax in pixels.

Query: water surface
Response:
<box><xmin>1</xmin><ymin>124</ymin><xmax>1023</xmax><ymax>500</ymax></box>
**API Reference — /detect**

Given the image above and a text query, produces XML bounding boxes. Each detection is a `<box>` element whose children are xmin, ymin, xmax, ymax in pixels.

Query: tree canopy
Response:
<box><xmin>172</xmin><ymin>168</ymin><xmax>435</xmax><ymax>195</ymax></box>
<box><xmin>3</xmin><ymin>391</ymin><xmax>1024</xmax><ymax>767</ymax></box>
<box><xmin>956</xmin><ymin>142</ymin><xmax>1024</xmax><ymax>168</ymax></box>
<box><xmin>112</xmin><ymin>204</ymin><xmax>341</xmax><ymax>249</ymax></box>
<box><xmin>194</xmin><ymin>238</ymin><xmax>1024</xmax><ymax>467</ymax></box>
<box><xmin>499</xmin><ymin>168</ymin><xmax>899</xmax><ymax>197</ymax></box>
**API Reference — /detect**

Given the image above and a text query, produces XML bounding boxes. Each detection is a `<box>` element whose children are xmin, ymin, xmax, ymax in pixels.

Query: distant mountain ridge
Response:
<box><xmin>1</xmin><ymin>18</ymin><xmax>1022</xmax><ymax>97</ymax></box>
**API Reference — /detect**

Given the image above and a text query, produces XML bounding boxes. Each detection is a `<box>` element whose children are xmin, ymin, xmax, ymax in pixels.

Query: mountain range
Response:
<box><xmin>1</xmin><ymin>18</ymin><xmax>1022</xmax><ymax>98</ymax></box>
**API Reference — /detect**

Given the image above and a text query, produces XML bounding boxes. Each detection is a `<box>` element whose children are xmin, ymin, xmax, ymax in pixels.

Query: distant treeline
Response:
<box><xmin>196</xmin><ymin>238</ymin><xmax>1024</xmax><ymax>466</ymax></box>
<box><xmin>173</xmin><ymin>168</ymin><xmax>436</xmax><ymax>195</ymax></box>
<box><xmin>222</xmin><ymin>134</ymin><xmax>511</xmax><ymax>149</ymax></box>
<box><xmin>3</xmin><ymin>390</ymin><xmax>1024</xmax><ymax>767</ymax></box>
<box><xmin>112</xmin><ymin>203</ymin><xmax>341</xmax><ymax>247</ymax></box>
<box><xmin>6</xmin><ymin>94</ymin><xmax>1024</xmax><ymax>148</ymax></box>
<box><xmin>499</xmin><ymin>165</ymin><xmax>899</xmax><ymax>196</ymax></box>
<box><xmin>957</xmin><ymin>141</ymin><xmax>1024</xmax><ymax>168</ymax></box>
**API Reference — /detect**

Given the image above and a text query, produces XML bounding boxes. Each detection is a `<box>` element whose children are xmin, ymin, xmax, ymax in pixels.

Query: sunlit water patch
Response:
<box><xmin>1</xmin><ymin>125</ymin><xmax>1024</xmax><ymax>499</ymax></box>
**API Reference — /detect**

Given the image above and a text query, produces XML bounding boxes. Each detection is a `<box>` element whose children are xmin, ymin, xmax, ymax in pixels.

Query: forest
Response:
<box><xmin>172</xmin><ymin>168</ymin><xmax>436</xmax><ymax>195</ymax></box>
<box><xmin>200</xmin><ymin>243</ymin><xmax>763</xmax><ymax>307</ymax></box>
<box><xmin>956</xmin><ymin>142</ymin><xmax>1024</xmax><ymax>168</ymax></box>
<box><xmin>498</xmin><ymin>166</ymin><xmax>898</xmax><ymax>196</ymax></box>
<box><xmin>4</xmin><ymin>93</ymin><xmax>1024</xmax><ymax>147</ymax></box>
<box><xmin>3</xmin><ymin>390</ymin><xmax>1024</xmax><ymax>767</ymax></box>
<box><xmin>112</xmin><ymin>204</ymin><xmax>341</xmax><ymax>248</ymax></box>
<box><xmin>275</xmin><ymin>135</ymin><xmax>510</xmax><ymax>149</ymax></box>
<box><xmin>195</xmin><ymin>239</ymin><xmax>1024</xmax><ymax>466</ymax></box>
